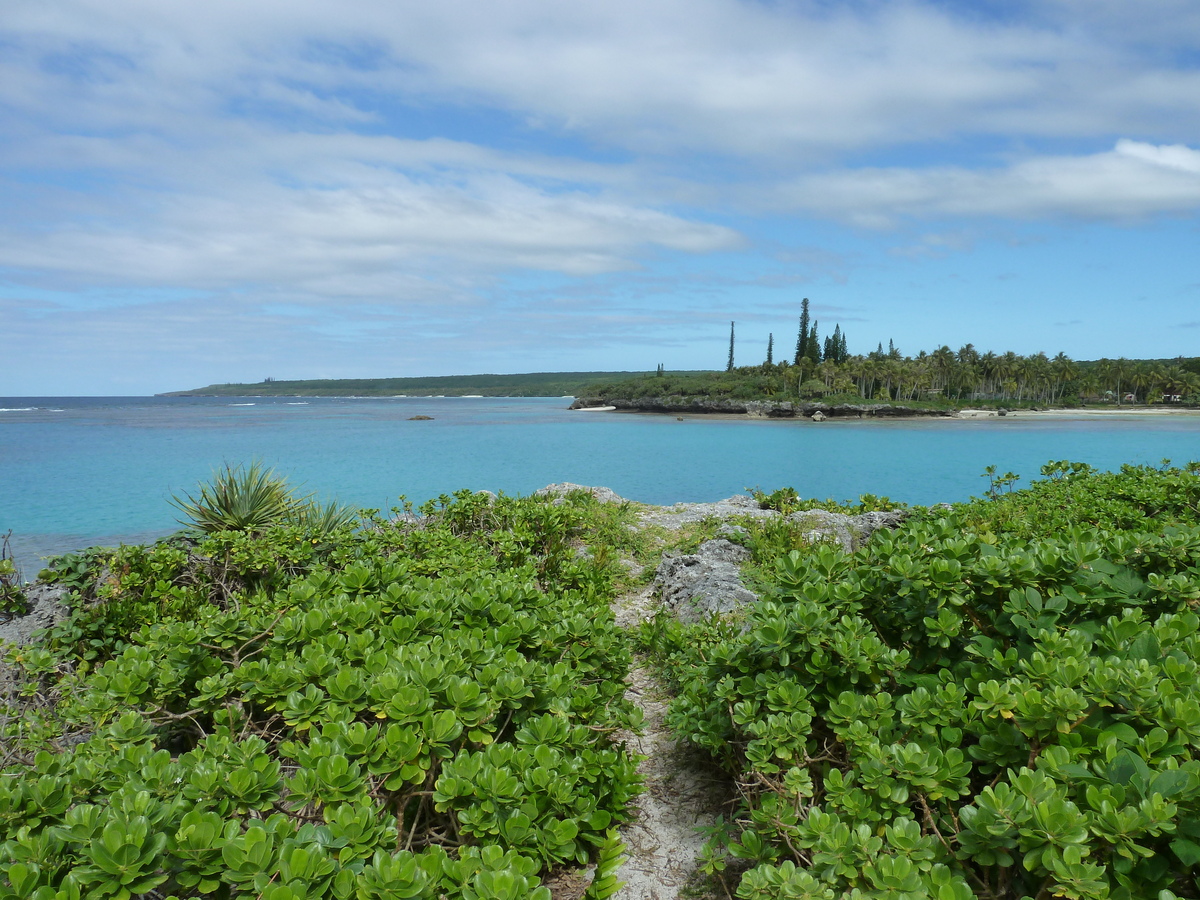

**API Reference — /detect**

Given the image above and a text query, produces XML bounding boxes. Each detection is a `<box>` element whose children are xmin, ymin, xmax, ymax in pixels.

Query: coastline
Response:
<box><xmin>956</xmin><ymin>406</ymin><xmax>1200</xmax><ymax>419</ymax></box>
<box><xmin>572</xmin><ymin>396</ymin><xmax>1200</xmax><ymax>421</ymax></box>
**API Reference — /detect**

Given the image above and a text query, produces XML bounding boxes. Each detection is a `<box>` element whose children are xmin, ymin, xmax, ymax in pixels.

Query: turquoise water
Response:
<box><xmin>3</xmin><ymin>395</ymin><xmax>1200</xmax><ymax>568</ymax></box>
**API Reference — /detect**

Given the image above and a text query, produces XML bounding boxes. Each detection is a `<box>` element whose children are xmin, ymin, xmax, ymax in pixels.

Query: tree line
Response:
<box><xmin>721</xmin><ymin>301</ymin><xmax>1200</xmax><ymax>405</ymax></box>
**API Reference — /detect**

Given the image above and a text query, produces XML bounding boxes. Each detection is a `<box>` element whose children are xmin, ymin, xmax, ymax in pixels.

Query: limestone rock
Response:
<box><xmin>0</xmin><ymin>583</ymin><xmax>69</xmax><ymax>648</ymax></box>
<box><xmin>534</xmin><ymin>483</ymin><xmax>627</xmax><ymax>504</ymax></box>
<box><xmin>716</xmin><ymin>523</ymin><xmax>749</xmax><ymax>541</ymax></box>
<box><xmin>655</xmin><ymin>539</ymin><xmax>758</xmax><ymax>624</ymax></box>
<box><xmin>787</xmin><ymin>509</ymin><xmax>909</xmax><ymax>552</ymax></box>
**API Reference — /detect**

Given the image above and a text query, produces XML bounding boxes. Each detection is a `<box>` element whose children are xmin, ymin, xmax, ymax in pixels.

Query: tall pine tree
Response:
<box><xmin>727</xmin><ymin>321</ymin><xmax>735</xmax><ymax>371</ymax></box>
<box><xmin>824</xmin><ymin>324</ymin><xmax>848</xmax><ymax>363</ymax></box>
<box><xmin>807</xmin><ymin>321</ymin><xmax>821</xmax><ymax>364</ymax></box>
<box><xmin>766</xmin><ymin>333</ymin><xmax>774</xmax><ymax>366</ymax></box>
<box><xmin>795</xmin><ymin>298</ymin><xmax>810</xmax><ymax>365</ymax></box>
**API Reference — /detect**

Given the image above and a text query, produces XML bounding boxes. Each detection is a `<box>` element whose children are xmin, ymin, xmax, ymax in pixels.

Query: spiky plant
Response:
<box><xmin>171</xmin><ymin>461</ymin><xmax>300</xmax><ymax>534</ymax></box>
<box><xmin>290</xmin><ymin>498</ymin><xmax>360</xmax><ymax>536</ymax></box>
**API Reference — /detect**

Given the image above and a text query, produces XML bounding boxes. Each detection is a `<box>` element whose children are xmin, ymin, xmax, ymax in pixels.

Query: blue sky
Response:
<box><xmin>2</xmin><ymin>0</ymin><xmax>1199</xmax><ymax>395</ymax></box>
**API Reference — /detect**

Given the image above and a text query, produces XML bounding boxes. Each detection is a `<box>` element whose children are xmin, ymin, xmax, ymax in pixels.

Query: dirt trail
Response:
<box><xmin>612</xmin><ymin>659</ymin><xmax>731</xmax><ymax>900</ymax></box>
<box><xmin>609</xmin><ymin>527</ymin><xmax>735</xmax><ymax>900</ymax></box>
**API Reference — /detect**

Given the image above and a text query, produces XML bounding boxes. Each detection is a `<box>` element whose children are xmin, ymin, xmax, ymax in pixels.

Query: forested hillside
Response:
<box><xmin>591</xmin><ymin>350</ymin><xmax>1200</xmax><ymax>407</ymax></box>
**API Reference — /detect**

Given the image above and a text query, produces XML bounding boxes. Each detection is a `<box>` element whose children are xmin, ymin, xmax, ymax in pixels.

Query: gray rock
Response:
<box><xmin>719</xmin><ymin>495</ymin><xmax>760</xmax><ymax>510</ymax></box>
<box><xmin>636</xmin><ymin>494</ymin><xmax>779</xmax><ymax>531</ymax></box>
<box><xmin>811</xmin><ymin>410</ymin><xmax>827</xmax><ymax>422</ymax></box>
<box><xmin>716</xmin><ymin>523</ymin><xmax>749</xmax><ymax>541</ymax></box>
<box><xmin>786</xmin><ymin>509</ymin><xmax>909</xmax><ymax>552</ymax></box>
<box><xmin>534</xmin><ymin>483</ymin><xmax>627</xmax><ymax>504</ymax></box>
<box><xmin>655</xmin><ymin>539</ymin><xmax>758</xmax><ymax>624</ymax></box>
<box><xmin>0</xmin><ymin>583</ymin><xmax>69</xmax><ymax>648</ymax></box>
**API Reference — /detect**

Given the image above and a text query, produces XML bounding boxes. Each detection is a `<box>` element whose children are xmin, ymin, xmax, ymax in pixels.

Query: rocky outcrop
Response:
<box><xmin>651</xmin><ymin>509</ymin><xmax>910</xmax><ymax>623</ymax></box>
<box><xmin>655</xmin><ymin>539</ymin><xmax>759</xmax><ymax>624</ymax></box>
<box><xmin>635</xmin><ymin>494</ymin><xmax>779</xmax><ymax>531</ymax></box>
<box><xmin>787</xmin><ymin>509</ymin><xmax>910</xmax><ymax>553</ymax></box>
<box><xmin>1</xmin><ymin>584</ymin><xmax>70</xmax><ymax>700</ymax></box>
<box><xmin>570</xmin><ymin>396</ymin><xmax>952</xmax><ymax>418</ymax></box>
<box><xmin>0</xmin><ymin>583</ymin><xmax>69</xmax><ymax>648</ymax></box>
<box><xmin>534</xmin><ymin>483</ymin><xmax>626</xmax><ymax>504</ymax></box>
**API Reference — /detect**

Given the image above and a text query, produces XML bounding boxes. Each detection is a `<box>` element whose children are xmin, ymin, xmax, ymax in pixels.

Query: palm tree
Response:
<box><xmin>1051</xmin><ymin>353</ymin><xmax>1075</xmax><ymax>403</ymax></box>
<box><xmin>978</xmin><ymin>352</ymin><xmax>999</xmax><ymax>398</ymax></box>
<box><xmin>1026</xmin><ymin>352</ymin><xmax>1051</xmax><ymax>403</ymax></box>
<box><xmin>998</xmin><ymin>352</ymin><xmax>1019</xmax><ymax>401</ymax></box>
<box><xmin>931</xmin><ymin>345</ymin><xmax>955</xmax><ymax>395</ymax></box>
<box><xmin>1111</xmin><ymin>358</ymin><xmax>1134</xmax><ymax>404</ymax></box>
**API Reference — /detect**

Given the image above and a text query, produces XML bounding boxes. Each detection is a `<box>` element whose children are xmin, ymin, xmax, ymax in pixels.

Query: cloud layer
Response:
<box><xmin>2</xmin><ymin>0</ymin><xmax>1199</xmax><ymax>391</ymax></box>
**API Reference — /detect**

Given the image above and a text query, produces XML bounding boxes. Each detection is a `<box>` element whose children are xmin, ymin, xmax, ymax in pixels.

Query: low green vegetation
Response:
<box><xmin>163</xmin><ymin>371</ymin><xmax>663</xmax><ymax>398</ymax></box>
<box><xmin>649</xmin><ymin>461</ymin><xmax>1200</xmax><ymax>899</ymax></box>
<box><xmin>6</xmin><ymin>462</ymin><xmax>1200</xmax><ymax>899</ymax></box>
<box><xmin>1</xmin><ymin>479</ymin><xmax>645</xmax><ymax>900</ymax></box>
<box><xmin>0</xmin><ymin>532</ymin><xmax>25</xmax><ymax>622</ymax></box>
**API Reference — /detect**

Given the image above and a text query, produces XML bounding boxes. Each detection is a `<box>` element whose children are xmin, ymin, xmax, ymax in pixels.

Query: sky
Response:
<box><xmin>2</xmin><ymin>0</ymin><xmax>1199</xmax><ymax>395</ymax></box>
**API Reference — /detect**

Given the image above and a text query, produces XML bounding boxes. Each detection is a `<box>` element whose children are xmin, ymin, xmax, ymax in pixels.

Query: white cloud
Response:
<box><xmin>772</xmin><ymin>141</ymin><xmax>1200</xmax><ymax>226</ymax></box>
<box><xmin>5</xmin><ymin>0</ymin><xmax>1200</xmax><ymax>162</ymax></box>
<box><xmin>1114</xmin><ymin>138</ymin><xmax>1200</xmax><ymax>174</ymax></box>
<box><xmin>0</xmin><ymin>165</ymin><xmax>740</xmax><ymax>292</ymax></box>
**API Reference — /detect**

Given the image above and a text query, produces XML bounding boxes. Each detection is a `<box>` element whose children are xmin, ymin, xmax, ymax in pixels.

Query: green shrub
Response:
<box><xmin>0</xmin><ymin>489</ymin><xmax>640</xmax><ymax>900</ymax></box>
<box><xmin>665</xmin><ymin>462</ymin><xmax>1200</xmax><ymax>900</ymax></box>
<box><xmin>0</xmin><ymin>531</ymin><xmax>26</xmax><ymax>620</ymax></box>
<box><xmin>0</xmin><ymin>560</ymin><xmax>25</xmax><ymax>621</ymax></box>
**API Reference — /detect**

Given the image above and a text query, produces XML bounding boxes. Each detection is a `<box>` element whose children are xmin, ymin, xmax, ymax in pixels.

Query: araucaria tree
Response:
<box><xmin>795</xmin><ymin>298</ymin><xmax>810</xmax><ymax>365</ymax></box>
<box><xmin>824</xmin><ymin>324</ymin><xmax>849</xmax><ymax>364</ymax></box>
<box><xmin>766</xmin><ymin>333</ymin><xmax>774</xmax><ymax>366</ymax></box>
<box><xmin>807</xmin><ymin>321</ymin><xmax>821</xmax><ymax>365</ymax></box>
<box><xmin>727</xmin><ymin>321</ymin><xmax>735</xmax><ymax>372</ymax></box>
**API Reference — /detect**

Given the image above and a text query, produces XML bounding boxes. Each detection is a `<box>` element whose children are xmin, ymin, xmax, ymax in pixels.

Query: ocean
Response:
<box><xmin>3</xmin><ymin>395</ymin><xmax>1200</xmax><ymax>570</ymax></box>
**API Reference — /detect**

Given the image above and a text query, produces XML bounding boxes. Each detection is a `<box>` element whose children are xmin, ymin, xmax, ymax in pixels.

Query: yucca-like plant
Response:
<box><xmin>171</xmin><ymin>461</ymin><xmax>300</xmax><ymax>534</ymax></box>
<box><xmin>290</xmin><ymin>498</ymin><xmax>360</xmax><ymax>536</ymax></box>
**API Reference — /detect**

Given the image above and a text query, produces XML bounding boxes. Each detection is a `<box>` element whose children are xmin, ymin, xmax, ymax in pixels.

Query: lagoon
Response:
<box><xmin>3</xmin><ymin>395</ymin><xmax>1200</xmax><ymax>568</ymax></box>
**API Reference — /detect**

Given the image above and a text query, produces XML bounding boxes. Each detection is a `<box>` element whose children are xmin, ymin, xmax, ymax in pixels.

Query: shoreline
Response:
<box><xmin>571</xmin><ymin>396</ymin><xmax>1200</xmax><ymax>421</ymax></box>
<box><xmin>955</xmin><ymin>406</ymin><xmax>1200</xmax><ymax>419</ymax></box>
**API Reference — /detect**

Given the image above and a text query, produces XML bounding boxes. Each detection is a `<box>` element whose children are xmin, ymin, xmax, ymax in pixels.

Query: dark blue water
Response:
<box><xmin>3</xmin><ymin>396</ymin><xmax>1200</xmax><ymax>569</ymax></box>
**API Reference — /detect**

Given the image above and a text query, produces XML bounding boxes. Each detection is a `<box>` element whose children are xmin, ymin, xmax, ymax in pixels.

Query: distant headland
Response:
<box><xmin>158</xmin><ymin>371</ymin><xmax>669</xmax><ymax>398</ymax></box>
<box><xmin>162</xmin><ymin>347</ymin><xmax>1200</xmax><ymax>419</ymax></box>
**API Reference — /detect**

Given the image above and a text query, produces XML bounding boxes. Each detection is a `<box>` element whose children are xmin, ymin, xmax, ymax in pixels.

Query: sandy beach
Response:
<box><xmin>956</xmin><ymin>406</ymin><xmax>1200</xmax><ymax>419</ymax></box>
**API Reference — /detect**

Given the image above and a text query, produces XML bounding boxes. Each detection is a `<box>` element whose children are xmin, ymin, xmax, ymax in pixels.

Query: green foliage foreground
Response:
<box><xmin>7</xmin><ymin>463</ymin><xmax>1200</xmax><ymax>899</ymax></box>
<box><xmin>653</xmin><ymin>462</ymin><xmax>1200</xmax><ymax>900</ymax></box>
<box><xmin>1</xmin><ymin>489</ymin><xmax>641</xmax><ymax>900</ymax></box>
